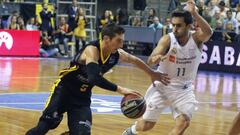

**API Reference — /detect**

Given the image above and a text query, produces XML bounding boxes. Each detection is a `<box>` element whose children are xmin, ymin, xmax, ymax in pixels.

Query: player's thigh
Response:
<box><xmin>143</xmin><ymin>85</ymin><xmax>168</xmax><ymax>122</ymax></box>
<box><xmin>44</xmin><ymin>81</ymin><xmax>68</xmax><ymax>113</ymax></box>
<box><xmin>171</xmin><ymin>90</ymin><xmax>198</xmax><ymax>120</ymax></box>
<box><xmin>67</xmin><ymin>107</ymin><xmax>92</xmax><ymax>135</ymax></box>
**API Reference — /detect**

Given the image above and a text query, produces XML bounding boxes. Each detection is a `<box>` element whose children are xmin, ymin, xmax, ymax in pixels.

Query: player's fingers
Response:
<box><xmin>161</xmin><ymin>79</ymin><xmax>170</xmax><ymax>86</ymax></box>
<box><xmin>161</xmin><ymin>81</ymin><xmax>168</xmax><ymax>86</ymax></box>
<box><xmin>163</xmin><ymin>77</ymin><xmax>170</xmax><ymax>83</ymax></box>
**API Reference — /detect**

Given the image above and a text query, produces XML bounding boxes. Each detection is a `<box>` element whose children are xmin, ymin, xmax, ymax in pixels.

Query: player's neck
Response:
<box><xmin>101</xmin><ymin>42</ymin><xmax>111</xmax><ymax>58</ymax></box>
<box><xmin>177</xmin><ymin>32</ymin><xmax>190</xmax><ymax>46</ymax></box>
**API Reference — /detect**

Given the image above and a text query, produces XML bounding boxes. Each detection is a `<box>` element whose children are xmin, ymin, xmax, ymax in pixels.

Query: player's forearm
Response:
<box><xmin>147</xmin><ymin>55</ymin><xmax>160</xmax><ymax>66</ymax></box>
<box><xmin>147</xmin><ymin>54</ymin><xmax>166</xmax><ymax>67</ymax></box>
<box><xmin>131</xmin><ymin>56</ymin><xmax>153</xmax><ymax>76</ymax></box>
<box><xmin>192</xmin><ymin>12</ymin><xmax>212</xmax><ymax>36</ymax></box>
<box><xmin>86</xmin><ymin>62</ymin><xmax>117</xmax><ymax>91</ymax></box>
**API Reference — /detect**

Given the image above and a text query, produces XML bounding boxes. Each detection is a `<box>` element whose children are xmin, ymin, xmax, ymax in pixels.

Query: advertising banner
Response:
<box><xmin>200</xmin><ymin>41</ymin><xmax>240</xmax><ymax>73</ymax></box>
<box><xmin>0</xmin><ymin>30</ymin><xmax>40</xmax><ymax>56</ymax></box>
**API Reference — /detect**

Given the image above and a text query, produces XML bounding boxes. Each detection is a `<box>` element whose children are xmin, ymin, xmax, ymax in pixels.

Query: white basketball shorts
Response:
<box><xmin>142</xmin><ymin>83</ymin><xmax>198</xmax><ymax>122</ymax></box>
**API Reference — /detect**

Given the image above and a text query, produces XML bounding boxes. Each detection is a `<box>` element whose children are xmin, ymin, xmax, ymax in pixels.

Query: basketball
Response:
<box><xmin>120</xmin><ymin>93</ymin><xmax>146</xmax><ymax>119</ymax></box>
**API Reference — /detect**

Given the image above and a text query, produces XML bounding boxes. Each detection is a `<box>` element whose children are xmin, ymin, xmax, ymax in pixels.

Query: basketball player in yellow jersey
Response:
<box><xmin>228</xmin><ymin>112</ymin><xmax>240</xmax><ymax>135</ymax></box>
<box><xmin>122</xmin><ymin>0</ymin><xmax>212</xmax><ymax>135</ymax></box>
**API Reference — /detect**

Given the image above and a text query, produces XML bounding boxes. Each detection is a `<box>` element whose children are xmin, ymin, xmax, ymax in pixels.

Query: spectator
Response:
<box><xmin>74</xmin><ymin>7</ymin><xmax>88</xmax><ymax>53</ymax></box>
<box><xmin>146</xmin><ymin>16</ymin><xmax>163</xmax><ymax>56</ymax></box>
<box><xmin>211</xmin><ymin>20</ymin><xmax>224</xmax><ymax>41</ymax></box>
<box><xmin>26</xmin><ymin>17</ymin><xmax>39</xmax><ymax>31</ymax></box>
<box><xmin>54</xmin><ymin>17</ymin><xmax>71</xmax><ymax>57</ymax></box>
<box><xmin>115</xmin><ymin>8</ymin><xmax>128</xmax><ymax>25</ymax></box>
<box><xmin>164</xmin><ymin>17</ymin><xmax>173</xmax><ymax>30</ymax></box>
<box><xmin>96</xmin><ymin>10</ymin><xmax>114</xmax><ymax>37</ymax></box>
<box><xmin>7</xmin><ymin>10</ymin><xmax>19</xmax><ymax>28</ymax></box>
<box><xmin>235</xmin><ymin>4</ymin><xmax>240</xmax><ymax>28</ymax></box>
<box><xmin>202</xmin><ymin>7</ymin><xmax>212</xmax><ymax>24</ymax></box>
<box><xmin>148</xmin><ymin>16</ymin><xmax>163</xmax><ymax>31</ymax></box>
<box><xmin>208</xmin><ymin>0</ymin><xmax>220</xmax><ymax>17</ymax></box>
<box><xmin>39</xmin><ymin>3</ymin><xmax>55</xmax><ymax>36</ymax></box>
<box><xmin>131</xmin><ymin>16</ymin><xmax>142</xmax><ymax>27</ymax></box>
<box><xmin>223</xmin><ymin>10</ymin><xmax>238</xmax><ymax>33</ymax></box>
<box><xmin>223</xmin><ymin>21</ymin><xmax>237</xmax><ymax>42</ymax></box>
<box><xmin>40</xmin><ymin>31</ymin><xmax>59</xmax><ymax>57</ymax></box>
<box><xmin>67</xmin><ymin>0</ymin><xmax>78</xmax><ymax>32</ymax></box>
<box><xmin>218</xmin><ymin>1</ymin><xmax>228</xmax><ymax>18</ymax></box>
<box><xmin>210</xmin><ymin>11</ymin><xmax>224</xmax><ymax>29</ymax></box>
<box><xmin>17</xmin><ymin>16</ymin><xmax>25</xmax><ymax>30</ymax></box>
<box><xmin>146</xmin><ymin>8</ymin><xmax>156</xmax><ymax>26</ymax></box>
<box><xmin>8</xmin><ymin>15</ymin><xmax>20</xmax><ymax>30</ymax></box>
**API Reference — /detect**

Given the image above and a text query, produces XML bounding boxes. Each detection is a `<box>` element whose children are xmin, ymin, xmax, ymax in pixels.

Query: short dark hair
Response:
<box><xmin>219</xmin><ymin>1</ymin><xmax>225</xmax><ymax>6</ymax></box>
<box><xmin>101</xmin><ymin>23</ymin><xmax>125</xmax><ymax>39</ymax></box>
<box><xmin>171</xmin><ymin>10</ymin><xmax>193</xmax><ymax>25</ymax></box>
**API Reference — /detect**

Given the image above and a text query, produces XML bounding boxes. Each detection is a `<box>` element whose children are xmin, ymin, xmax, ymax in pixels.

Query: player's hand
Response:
<box><xmin>150</xmin><ymin>70</ymin><xmax>170</xmax><ymax>86</ymax></box>
<box><xmin>185</xmin><ymin>0</ymin><xmax>198</xmax><ymax>15</ymax></box>
<box><xmin>117</xmin><ymin>86</ymin><xmax>142</xmax><ymax>97</ymax></box>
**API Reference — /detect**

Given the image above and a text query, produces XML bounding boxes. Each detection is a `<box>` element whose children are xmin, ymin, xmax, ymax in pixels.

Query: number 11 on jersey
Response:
<box><xmin>177</xmin><ymin>68</ymin><xmax>186</xmax><ymax>76</ymax></box>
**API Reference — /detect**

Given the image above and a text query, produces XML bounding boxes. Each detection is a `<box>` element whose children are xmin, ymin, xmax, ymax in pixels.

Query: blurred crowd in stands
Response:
<box><xmin>1</xmin><ymin>0</ymin><xmax>240</xmax><ymax>58</ymax></box>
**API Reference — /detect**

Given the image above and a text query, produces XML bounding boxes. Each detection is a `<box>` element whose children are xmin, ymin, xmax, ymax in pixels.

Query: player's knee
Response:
<box><xmin>137</xmin><ymin>121</ymin><xmax>156</xmax><ymax>132</ymax></box>
<box><xmin>176</xmin><ymin>115</ymin><xmax>190</xmax><ymax>131</ymax></box>
<box><xmin>40</xmin><ymin>112</ymin><xmax>63</xmax><ymax>129</ymax></box>
<box><xmin>180</xmin><ymin>120</ymin><xmax>190</xmax><ymax>129</ymax></box>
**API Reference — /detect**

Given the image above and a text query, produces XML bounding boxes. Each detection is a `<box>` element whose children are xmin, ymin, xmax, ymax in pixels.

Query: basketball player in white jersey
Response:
<box><xmin>122</xmin><ymin>0</ymin><xmax>212</xmax><ymax>135</ymax></box>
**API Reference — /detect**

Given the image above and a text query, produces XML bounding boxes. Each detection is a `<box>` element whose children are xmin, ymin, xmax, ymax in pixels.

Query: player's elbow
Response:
<box><xmin>205</xmin><ymin>28</ymin><xmax>213</xmax><ymax>39</ymax></box>
<box><xmin>207</xmin><ymin>28</ymin><xmax>213</xmax><ymax>37</ymax></box>
<box><xmin>200</xmin><ymin>28</ymin><xmax>213</xmax><ymax>42</ymax></box>
<box><xmin>88</xmin><ymin>75</ymin><xmax>99</xmax><ymax>85</ymax></box>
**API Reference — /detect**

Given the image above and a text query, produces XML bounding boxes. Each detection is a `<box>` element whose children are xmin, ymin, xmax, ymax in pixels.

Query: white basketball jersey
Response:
<box><xmin>157</xmin><ymin>32</ymin><xmax>201</xmax><ymax>87</ymax></box>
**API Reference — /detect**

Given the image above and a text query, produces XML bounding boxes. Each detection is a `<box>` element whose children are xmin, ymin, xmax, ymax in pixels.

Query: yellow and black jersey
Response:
<box><xmin>54</xmin><ymin>40</ymin><xmax>119</xmax><ymax>106</ymax></box>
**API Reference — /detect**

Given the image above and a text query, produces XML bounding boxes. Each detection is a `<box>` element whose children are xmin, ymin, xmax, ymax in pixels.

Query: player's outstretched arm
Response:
<box><xmin>118</xmin><ymin>49</ymin><xmax>170</xmax><ymax>86</ymax></box>
<box><xmin>83</xmin><ymin>46</ymin><xmax>140</xmax><ymax>95</ymax></box>
<box><xmin>186</xmin><ymin>0</ymin><xmax>213</xmax><ymax>44</ymax></box>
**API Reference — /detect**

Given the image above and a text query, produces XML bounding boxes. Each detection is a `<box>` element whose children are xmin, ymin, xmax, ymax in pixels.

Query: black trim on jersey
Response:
<box><xmin>86</xmin><ymin>62</ymin><xmax>117</xmax><ymax>92</ymax></box>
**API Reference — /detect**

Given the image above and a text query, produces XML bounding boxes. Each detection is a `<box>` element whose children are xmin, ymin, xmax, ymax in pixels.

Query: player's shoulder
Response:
<box><xmin>83</xmin><ymin>45</ymin><xmax>99</xmax><ymax>56</ymax></box>
<box><xmin>160</xmin><ymin>34</ymin><xmax>171</xmax><ymax>42</ymax></box>
<box><xmin>162</xmin><ymin>33</ymin><xmax>171</xmax><ymax>39</ymax></box>
<box><xmin>158</xmin><ymin>34</ymin><xmax>171</xmax><ymax>47</ymax></box>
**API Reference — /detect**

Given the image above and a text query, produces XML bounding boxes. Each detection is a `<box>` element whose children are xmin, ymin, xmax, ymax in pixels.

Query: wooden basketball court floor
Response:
<box><xmin>0</xmin><ymin>57</ymin><xmax>239</xmax><ymax>135</ymax></box>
